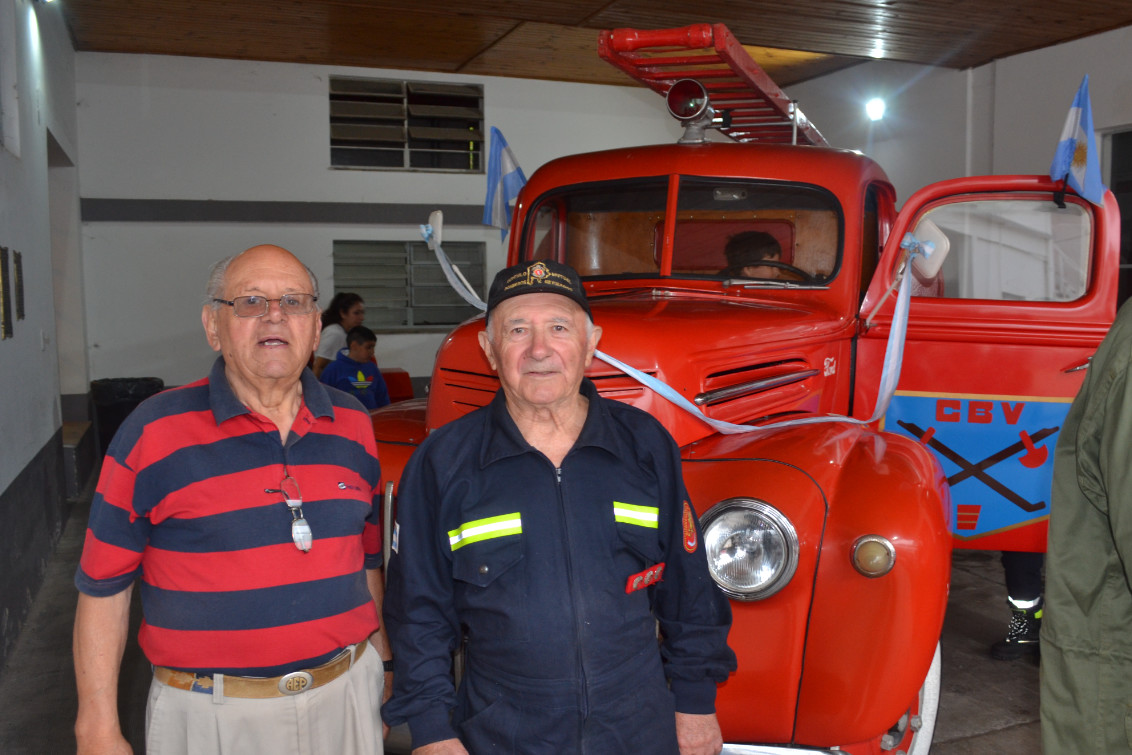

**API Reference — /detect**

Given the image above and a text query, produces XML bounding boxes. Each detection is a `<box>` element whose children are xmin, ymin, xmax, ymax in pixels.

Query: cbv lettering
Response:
<box><xmin>935</xmin><ymin>400</ymin><xmax>1025</xmax><ymax>425</ymax></box>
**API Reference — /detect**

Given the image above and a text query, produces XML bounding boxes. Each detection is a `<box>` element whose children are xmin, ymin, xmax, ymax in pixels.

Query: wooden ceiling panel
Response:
<box><xmin>459</xmin><ymin>23</ymin><xmax>858</xmax><ymax>87</ymax></box>
<box><xmin>737</xmin><ymin>47</ymin><xmax>863</xmax><ymax>88</ymax></box>
<box><xmin>62</xmin><ymin>0</ymin><xmax>519</xmax><ymax>70</ymax></box>
<box><xmin>363</xmin><ymin>0</ymin><xmax>614</xmax><ymax>28</ymax></box>
<box><xmin>52</xmin><ymin>0</ymin><xmax>1132</xmax><ymax>86</ymax></box>
<box><xmin>459</xmin><ymin>23</ymin><xmax>620</xmax><ymax>85</ymax></box>
<box><xmin>586</xmin><ymin>3</ymin><xmax>969</xmax><ymax>66</ymax></box>
<box><xmin>307</xmin><ymin>11</ymin><xmax>518</xmax><ymax>71</ymax></box>
<box><xmin>590</xmin><ymin>0</ymin><xmax>1132</xmax><ymax>69</ymax></box>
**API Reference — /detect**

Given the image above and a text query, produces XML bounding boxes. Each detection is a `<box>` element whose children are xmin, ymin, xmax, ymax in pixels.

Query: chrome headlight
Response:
<box><xmin>701</xmin><ymin>498</ymin><xmax>799</xmax><ymax>600</ymax></box>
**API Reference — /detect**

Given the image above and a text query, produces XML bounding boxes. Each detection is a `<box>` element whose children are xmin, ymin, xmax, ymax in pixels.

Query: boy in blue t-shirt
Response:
<box><xmin>318</xmin><ymin>325</ymin><xmax>391</xmax><ymax>410</ymax></box>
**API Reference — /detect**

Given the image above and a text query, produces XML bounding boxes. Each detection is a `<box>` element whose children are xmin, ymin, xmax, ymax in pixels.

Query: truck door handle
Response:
<box><xmin>1064</xmin><ymin>356</ymin><xmax>1093</xmax><ymax>373</ymax></box>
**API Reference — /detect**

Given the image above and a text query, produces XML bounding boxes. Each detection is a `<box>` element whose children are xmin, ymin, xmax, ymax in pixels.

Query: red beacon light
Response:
<box><xmin>666</xmin><ymin>79</ymin><xmax>710</xmax><ymax>120</ymax></box>
<box><xmin>666</xmin><ymin>79</ymin><xmax>731</xmax><ymax>143</ymax></box>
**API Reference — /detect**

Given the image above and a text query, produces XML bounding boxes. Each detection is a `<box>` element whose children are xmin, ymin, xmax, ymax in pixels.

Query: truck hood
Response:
<box><xmin>588</xmin><ymin>288</ymin><xmax>847</xmax><ymax>374</ymax></box>
<box><xmin>428</xmin><ymin>287</ymin><xmax>856</xmax><ymax>447</ymax></box>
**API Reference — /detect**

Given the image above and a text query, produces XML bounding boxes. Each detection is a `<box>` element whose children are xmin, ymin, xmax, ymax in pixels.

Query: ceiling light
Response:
<box><xmin>866</xmin><ymin>98</ymin><xmax>886</xmax><ymax>121</ymax></box>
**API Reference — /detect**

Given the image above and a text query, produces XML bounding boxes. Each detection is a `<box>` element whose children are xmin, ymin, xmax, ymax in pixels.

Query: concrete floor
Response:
<box><xmin>0</xmin><ymin>479</ymin><xmax>1040</xmax><ymax>754</ymax></box>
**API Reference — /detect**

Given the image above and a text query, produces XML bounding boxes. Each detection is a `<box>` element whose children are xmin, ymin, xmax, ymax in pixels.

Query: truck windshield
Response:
<box><xmin>521</xmin><ymin>177</ymin><xmax>843</xmax><ymax>284</ymax></box>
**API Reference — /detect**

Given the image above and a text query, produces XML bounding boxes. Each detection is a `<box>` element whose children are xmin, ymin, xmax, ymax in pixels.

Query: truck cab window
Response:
<box><xmin>913</xmin><ymin>198</ymin><xmax>1091</xmax><ymax>302</ymax></box>
<box><xmin>522</xmin><ymin>177</ymin><xmax>842</xmax><ymax>284</ymax></box>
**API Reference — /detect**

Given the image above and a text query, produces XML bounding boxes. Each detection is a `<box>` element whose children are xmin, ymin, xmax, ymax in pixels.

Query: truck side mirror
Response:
<box><xmin>426</xmin><ymin>209</ymin><xmax>444</xmax><ymax>251</ymax></box>
<box><xmin>909</xmin><ymin>217</ymin><xmax>950</xmax><ymax>279</ymax></box>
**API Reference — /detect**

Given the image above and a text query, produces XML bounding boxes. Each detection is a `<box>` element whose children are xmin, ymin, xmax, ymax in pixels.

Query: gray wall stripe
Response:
<box><xmin>81</xmin><ymin>199</ymin><xmax>484</xmax><ymax>225</ymax></box>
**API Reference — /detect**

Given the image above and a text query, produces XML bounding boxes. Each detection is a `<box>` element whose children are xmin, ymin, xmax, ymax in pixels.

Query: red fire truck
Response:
<box><xmin>374</xmin><ymin>24</ymin><xmax>1119</xmax><ymax>753</ymax></box>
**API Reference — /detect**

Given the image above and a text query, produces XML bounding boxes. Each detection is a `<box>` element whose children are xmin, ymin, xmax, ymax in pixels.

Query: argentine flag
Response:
<box><xmin>483</xmin><ymin>127</ymin><xmax>527</xmax><ymax>240</ymax></box>
<box><xmin>1049</xmin><ymin>74</ymin><xmax>1107</xmax><ymax>206</ymax></box>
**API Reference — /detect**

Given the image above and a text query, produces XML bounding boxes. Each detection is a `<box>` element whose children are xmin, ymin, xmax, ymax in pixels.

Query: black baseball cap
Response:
<box><xmin>485</xmin><ymin>260</ymin><xmax>592</xmax><ymax>320</ymax></box>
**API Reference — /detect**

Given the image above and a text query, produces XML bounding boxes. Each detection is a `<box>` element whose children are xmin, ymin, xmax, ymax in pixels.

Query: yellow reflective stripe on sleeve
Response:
<box><xmin>448</xmin><ymin>513</ymin><xmax>522</xmax><ymax>551</ymax></box>
<box><xmin>613</xmin><ymin>502</ymin><xmax>659</xmax><ymax>528</ymax></box>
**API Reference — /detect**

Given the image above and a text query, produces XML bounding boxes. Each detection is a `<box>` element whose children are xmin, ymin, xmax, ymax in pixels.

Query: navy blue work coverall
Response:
<box><xmin>381</xmin><ymin>379</ymin><xmax>736</xmax><ymax>753</ymax></box>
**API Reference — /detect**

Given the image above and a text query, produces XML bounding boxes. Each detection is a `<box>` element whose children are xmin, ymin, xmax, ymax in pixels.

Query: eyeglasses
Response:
<box><xmin>266</xmin><ymin>474</ymin><xmax>312</xmax><ymax>552</ymax></box>
<box><xmin>213</xmin><ymin>294</ymin><xmax>318</xmax><ymax>318</ymax></box>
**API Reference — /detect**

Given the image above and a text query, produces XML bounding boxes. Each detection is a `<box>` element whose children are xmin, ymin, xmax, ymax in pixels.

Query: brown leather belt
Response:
<box><xmin>153</xmin><ymin>641</ymin><xmax>367</xmax><ymax>698</ymax></box>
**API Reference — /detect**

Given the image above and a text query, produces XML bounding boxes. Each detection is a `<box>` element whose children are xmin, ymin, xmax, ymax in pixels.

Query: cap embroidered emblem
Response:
<box><xmin>486</xmin><ymin>258</ymin><xmax>592</xmax><ymax>319</ymax></box>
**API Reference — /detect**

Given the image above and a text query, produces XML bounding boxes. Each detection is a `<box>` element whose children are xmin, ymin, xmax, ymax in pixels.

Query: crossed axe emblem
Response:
<box><xmin>896</xmin><ymin>421</ymin><xmax>1059</xmax><ymax>513</ymax></box>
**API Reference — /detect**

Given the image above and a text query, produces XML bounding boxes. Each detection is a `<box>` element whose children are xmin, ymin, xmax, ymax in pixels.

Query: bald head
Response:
<box><xmin>206</xmin><ymin>245</ymin><xmax>320</xmax><ymax>308</ymax></box>
<box><xmin>201</xmin><ymin>244</ymin><xmax>323</xmax><ymax>399</ymax></box>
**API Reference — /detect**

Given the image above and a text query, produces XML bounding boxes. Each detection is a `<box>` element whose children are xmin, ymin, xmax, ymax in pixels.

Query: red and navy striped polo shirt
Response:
<box><xmin>76</xmin><ymin>358</ymin><xmax>383</xmax><ymax>676</ymax></box>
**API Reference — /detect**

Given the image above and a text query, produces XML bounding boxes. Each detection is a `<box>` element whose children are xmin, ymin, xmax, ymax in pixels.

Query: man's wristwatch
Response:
<box><xmin>383</xmin><ymin>659</ymin><xmax>394</xmax><ymax>672</ymax></box>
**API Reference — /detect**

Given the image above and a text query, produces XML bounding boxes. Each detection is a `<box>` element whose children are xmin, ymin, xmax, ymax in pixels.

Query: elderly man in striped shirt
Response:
<box><xmin>73</xmin><ymin>244</ymin><xmax>392</xmax><ymax>755</ymax></box>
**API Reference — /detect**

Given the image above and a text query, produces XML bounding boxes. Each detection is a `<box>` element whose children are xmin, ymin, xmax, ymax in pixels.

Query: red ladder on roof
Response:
<box><xmin>598</xmin><ymin>23</ymin><xmax>829</xmax><ymax>147</ymax></box>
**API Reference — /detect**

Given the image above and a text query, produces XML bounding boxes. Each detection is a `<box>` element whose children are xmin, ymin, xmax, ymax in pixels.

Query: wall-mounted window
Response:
<box><xmin>333</xmin><ymin>239</ymin><xmax>485</xmax><ymax>332</ymax></box>
<box><xmin>329</xmin><ymin>76</ymin><xmax>483</xmax><ymax>172</ymax></box>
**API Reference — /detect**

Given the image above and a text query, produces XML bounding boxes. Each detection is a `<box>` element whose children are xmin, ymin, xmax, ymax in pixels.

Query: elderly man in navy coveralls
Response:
<box><xmin>381</xmin><ymin>260</ymin><xmax>736</xmax><ymax>754</ymax></box>
<box><xmin>73</xmin><ymin>245</ymin><xmax>393</xmax><ymax>755</ymax></box>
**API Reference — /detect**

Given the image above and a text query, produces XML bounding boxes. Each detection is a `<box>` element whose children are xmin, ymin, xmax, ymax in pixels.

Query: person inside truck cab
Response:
<box><xmin>723</xmin><ymin>230</ymin><xmax>784</xmax><ymax>279</ymax></box>
<box><xmin>380</xmin><ymin>259</ymin><xmax>737</xmax><ymax>755</ymax></box>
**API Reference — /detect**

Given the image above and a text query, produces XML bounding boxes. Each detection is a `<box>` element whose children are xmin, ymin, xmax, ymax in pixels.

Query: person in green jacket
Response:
<box><xmin>1041</xmin><ymin>300</ymin><xmax>1132</xmax><ymax>753</ymax></box>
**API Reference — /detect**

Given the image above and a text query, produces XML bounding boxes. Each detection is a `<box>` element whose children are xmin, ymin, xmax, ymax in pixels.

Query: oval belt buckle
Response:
<box><xmin>278</xmin><ymin>670</ymin><xmax>314</xmax><ymax>695</ymax></box>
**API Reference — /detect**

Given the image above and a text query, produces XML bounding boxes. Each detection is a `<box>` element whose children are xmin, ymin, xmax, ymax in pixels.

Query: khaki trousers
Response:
<box><xmin>144</xmin><ymin>644</ymin><xmax>384</xmax><ymax>755</ymax></box>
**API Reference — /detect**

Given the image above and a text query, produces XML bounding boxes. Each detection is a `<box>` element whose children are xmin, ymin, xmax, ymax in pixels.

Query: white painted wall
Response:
<box><xmin>48</xmin><ymin>142</ymin><xmax>85</xmax><ymax>396</ymax></box>
<box><xmin>990</xmin><ymin>28</ymin><xmax>1132</xmax><ymax>174</ymax></box>
<box><xmin>71</xmin><ymin>24</ymin><xmax>1132</xmax><ymax>389</ymax></box>
<box><xmin>789</xmin><ymin>27</ymin><xmax>1132</xmax><ymax>205</ymax></box>
<box><xmin>76</xmin><ymin>53</ymin><xmax>678</xmax><ymax>384</ymax></box>
<box><xmin>80</xmin><ymin>221</ymin><xmax>479</xmax><ymax>382</ymax></box>
<box><xmin>0</xmin><ymin>0</ymin><xmax>77</xmax><ymax>492</ymax></box>
<box><xmin>790</xmin><ymin>62</ymin><xmax>992</xmax><ymax>203</ymax></box>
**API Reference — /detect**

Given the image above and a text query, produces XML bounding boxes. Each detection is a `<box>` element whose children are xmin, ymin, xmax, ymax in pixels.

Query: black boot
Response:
<box><xmin>990</xmin><ymin>596</ymin><xmax>1042</xmax><ymax>660</ymax></box>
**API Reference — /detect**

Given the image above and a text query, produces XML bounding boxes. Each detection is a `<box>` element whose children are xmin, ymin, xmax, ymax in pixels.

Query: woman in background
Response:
<box><xmin>313</xmin><ymin>292</ymin><xmax>365</xmax><ymax>377</ymax></box>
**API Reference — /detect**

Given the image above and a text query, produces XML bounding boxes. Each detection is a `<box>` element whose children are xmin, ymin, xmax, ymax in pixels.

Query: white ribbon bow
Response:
<box><xmin>421</xmin><ymin>224</ymin><xmax>927</xmax><ymax>436</ymax></box>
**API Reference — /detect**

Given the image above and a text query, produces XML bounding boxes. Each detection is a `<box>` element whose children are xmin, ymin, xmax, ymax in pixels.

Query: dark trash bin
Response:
<box><xmin>90</xmin><ymin>377</ymin><xmax>165</xmax><ymax>456</ymax></box>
